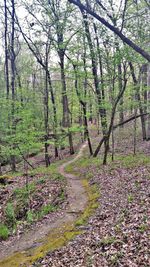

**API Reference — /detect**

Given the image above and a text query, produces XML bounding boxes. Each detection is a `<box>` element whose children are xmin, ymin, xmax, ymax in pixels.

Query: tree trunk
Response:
<box><xmin>81</xmin><ymin>11</ymin><xmax>107</xmax><ymax>139</ymax></box>
<box><xmin>44</xmin><ymin>45</ymin><xmax>50</xmax><ymax>167</ymax></box>
<box><xmin>59</xmin><ymin>52</ymin><xmax>74</xmax><ymax>155</ymax></box>
<box><xmin>146</xmin><ymin>64</ymin><xmax>150</xmax><ymax>140</ymax></box>
<box><xmin>10</xmin><ymin>0</ymin><xmax>16</xmax><ymax>172</ymax></box>
<box><xmin>47</xmin><ymin>71</ymin><xmax>59</xmax><ymax>158</ymax></box>
<box><xmin>4</xmin><ymin>0</ymin><xmax>9</xmax><ymax>98</ymax></box>
<box><xmin>129</xmin><ymin>62</ymin><xmax>147</xmax><ymax>140</ymax></box>
<box><xmin>69</xmin><ymin>0</ymin><xmax>150</xmax><ymax>62</ymax></box>
<box><xmin>118</xmin><ymin>63</ymin><xmax>124</xmax><ymax>126</ymax></box>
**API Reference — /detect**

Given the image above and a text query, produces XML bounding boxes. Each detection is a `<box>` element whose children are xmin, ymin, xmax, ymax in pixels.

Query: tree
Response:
<box><xmin>68</xmin><ymin>0</ymin><xmax>150</xmax><ymax>62</ymax></box>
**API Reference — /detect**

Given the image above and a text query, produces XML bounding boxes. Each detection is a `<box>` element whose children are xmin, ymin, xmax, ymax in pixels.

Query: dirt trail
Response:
<box><xmin>0</xmin><ymin>142</ymin><xmax>88</xmax><ymax>263</ymax></box>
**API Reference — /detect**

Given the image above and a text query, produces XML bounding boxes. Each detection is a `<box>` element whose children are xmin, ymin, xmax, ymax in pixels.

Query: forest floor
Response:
<box><xmin>0</xmin><ymin>142</ymin><xmax>90</xmax><ymax>265</ymax></box>
<box><xmin>32</xmin><ymin>126</ymin><xmax>150</xmax><ymax>267</ymax></box>
<box><xmin>0</xmin><ymin>125</ymin><xmax>150</xmax><ymax>267</ymax></box>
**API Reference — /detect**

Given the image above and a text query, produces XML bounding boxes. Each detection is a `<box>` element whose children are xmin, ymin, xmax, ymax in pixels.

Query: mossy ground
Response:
<box><xmin>0</xmin><ymin>145</ymin><xmax>100</xmax><ymax>267</ymax></box>
<box><xmin>0</xmin><ymin>179</ymin><xmax>99</xmax><ymax>267</ymax></box>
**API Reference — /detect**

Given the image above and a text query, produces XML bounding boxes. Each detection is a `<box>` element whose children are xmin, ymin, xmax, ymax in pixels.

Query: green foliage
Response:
<box><xmin>5</xmin><ymin>203</ymin><xmax>16</xmax><ymax>227</ymax></box>
<box><xmin>37</xmin><ymin>204</ymin><xmax>57</xmax><ymax>219</ymax></box>
<box><xmin>65</xmin><ymin>157</ymin><xmax>102</xmax><ymax>174</ymax></box>
<box><xmin>26</xmin><ymin>210</ymin><xmax>34</xmax><ymax>223</ymax></box>
<box><xmin>114</xmin><ymin>154</ymin><xmax>150</xmax><ymax>168</ymax></box>
<box><xmin>58</xmin><ymin>189</ymin><xmax>65</xmax><ymax>201</ymax></box>
<box><xmin>13</xmin><ymin>183</ymin><xmax>35</xmax><ymax>220</ymax></box>
<box><xmin>14</xmin><ymin>183</ymin><xmax>35</xmax><ymax>199</ymax></box>
<box><xmin>99</xmin><ymin>236</ymin><xmax>116</xmax><ymax>246</ymax></box>
<box><xmin>138</xmin><ymin>223</ymin><xmax>148</xmax><ymax>233</ymax></box>
<box><xmin>36</xmin><ymin>177</ymin><xmax>46</xmax><ymax>184</ymax></box>
<box><xmin>0</xmin><ymin>224</ymin><xmax>9</xmax><ymax>240</ymax></box>
<box><xmin>127</xmin><ymin>194</ymin><xmax>134</xmax><ymax>203</ymax></box>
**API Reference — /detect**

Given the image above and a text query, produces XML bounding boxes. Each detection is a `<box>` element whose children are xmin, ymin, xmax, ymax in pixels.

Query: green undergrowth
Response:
<box><xmin>0</xmin><ymin>151</ymin><xmax>100</xmax><ymax>267</ymax></box>
<box><xmin>0</xmin><ymin>224</ymin><xmax>9</xmax><ymax>240</ymax></box>
<box><xmin>66</xmin><ymin>153</ymin><xmax>150</xmax><ymax>176</ymax></box>
<box><xmin>0</xmin><ymin>179</ymin><xmax>99</xmax><ymax>267</ymax></box>
<box><xmin>29</xmin><ymin>163</ymin><xmax>66</xmax><ymax>181</ymax></box>
<box><xmin>65</xmin><ymin>156</ymin><xmax>102</xmax><ymax>175</ymax></box>
<box><xmin>114</xmin><ymin>153</ymin><xmax>150</xmax><ymax>168</ymax></box>
<box><xmin>1</xmin><ymin>160</ymin><xmax>67</xmax><ymax>240</ymax></box>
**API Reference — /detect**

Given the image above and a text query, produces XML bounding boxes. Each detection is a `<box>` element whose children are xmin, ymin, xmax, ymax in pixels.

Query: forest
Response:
<box><xmin>0</xmin><ymin>0</ymin><xmax>149</xmax><ymax>266</ymax></box>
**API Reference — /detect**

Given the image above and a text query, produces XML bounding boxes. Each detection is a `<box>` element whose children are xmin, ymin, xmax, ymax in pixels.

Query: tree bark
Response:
<box><xmin>146</xmin><ymin>64</ymin><xmax>150</xmax><ymax>139</ymax></box>
<box><xmin>81</xmin><ymin>10</ymin><xmax>107</xmax><ymax>139</ymax></box>
<box><xmin>4</xmin><ymin>0</ymin><xmax>10</xmax><ymax>98</ymax></box>
<box><xmin>129</xmin><ymin>62</ymin><xmax>147</xmax><ymax>140</ymax></box>
<box><xmin>10</xmin><ymin>0</ymin><xmax>16</xmax><ymax>172</ymax></box>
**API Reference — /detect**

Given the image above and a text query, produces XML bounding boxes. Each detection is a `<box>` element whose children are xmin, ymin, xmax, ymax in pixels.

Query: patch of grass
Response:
<box><xmin>100</xmin><ymin>236</ymin><xmax>116</xmax><ymax>246</ymax></box>
<box><xmin>14</xmin><ymin>183</ymin><xmax>35</xmax><ymax>199</ymax></box>
<box><xmin>30</xmin><ymin>164</ymin><xmax>65</xmax><ymax>181</ymax></box>
<box><xmin>65</xmin><ymin>157</ymin><xmax>102</xmax><ymax>175</ymax></box>
<box><xmin>37</xmin><ymin>204</ymin><xmax>57</xmax><ymax>219</ymax></box>
<box><xmin>58</xmin><ymin>189</ymin><xmax>65</xmax><ymax>201</ymax></box>
<box><xmin>36</xmin><ymin>177</ymin><xmax>46</xmax><ymax>184</ymax></box>
<box><xmin>115</xmin><ymin>154</ymin><xmax>150</xmax><ymax>168</ymax></box>
<box><xmin>138</xmin><ymin>223</ymin><xmax>148</xmax><ymax>233</ymax></box>
<box><xmin>114</xmin><ymin>224</ymin><xmax>121</xmax><ymax>233</ymax></box>
<box><xmin>5</xmin><ymin>202</ymin><xmax>16</xmax><ymax>227</ymax></box>
<box><xmin>135</xmin><ymin>180</ymin><xmax>141</xmax><ymax>188</ymax></box>
<box><xmin>109</xmin><ymin>252</ymin><xmax>123</xmax><ymax>265</ymax></box>
<box><xmin>0</xmin><ymin>224</ymin><xmax>9</xmax><ymax>240</ymax></box>
<box><xmin>127</xmin><ymin>194</ymin><xmax>134</xmax><ymax>203</ymax></box>
<box><xmin>26</xmin><ymin>210</ymin><xmax>34</xmax><ymax>223</ymax></box>
<box><xmin>52</xmin><ymin>173</ymin><xmax>65</xmax><ymax>181</ymax></box>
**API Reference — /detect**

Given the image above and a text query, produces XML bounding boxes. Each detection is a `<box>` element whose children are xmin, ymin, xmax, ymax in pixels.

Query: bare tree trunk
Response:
<box><xmin>147</xmin><ymin>64</ymin><xmax>150</xmax><ymax>140</ymax></box>
<box><xmin>81</xmin><ymin>11</ymin><xmax>107</xmax><ymax>144</ymax></box>
<box><xmin>133</xmin><ymin>109</ymin><xmax>137</xmax><ymax>155</ymax></box>
<box><xmin>111</xmin><ymin>127</ymin><xmax>115</xmax><ymax>161</ymax></box>
<box><xmin>44</xmin><ymin>44</ymin><xmax>50</xmax><ymax>167</ymax></box>
<box><xmin>10</xmin><ymin>0</ymin><xmax>16</xmax><ymax>172</ymax></box>
<box><xmin>4</xmin><ymin>0</ymin><xmax>10</xmax><ymax>98</ymax></box>
<box><xmin>59</xmin><ymin>52</ymin><xmax>74</xmax><ymax>155</ymax></box>
<box><xmin>118</xmin><ymin>63</ymin><xmax>124</xmax><ymax>126</ymax></box>
<box><xmin>94</xmin><ymin>68</ymin><xmax>127</xmax><ymax>162</ymax></box>
<box><xmin>71</xmin><ymin>54</ymin><xmax>93</xmax><ymax>156</ymax></box>
<box><xmin>129</xmin><ymin>62</ymin><xmax>147</xmax><ymax>140</ymax></box>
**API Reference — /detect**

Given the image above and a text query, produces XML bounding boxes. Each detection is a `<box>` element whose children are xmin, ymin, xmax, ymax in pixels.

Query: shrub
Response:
<box><xmin>5</xmin><ymin>202</ymin><xmax>16</xmax><ymax>227</ymax></box>
<box><xmin>26</xmin><ymin>210</ymin><xmax>34</xmax><ymax>223</ymax></box>
<box><xmin>0</xmin><ymin>224</ymin><xmax>9</xmax><ymax>240</ymax></box>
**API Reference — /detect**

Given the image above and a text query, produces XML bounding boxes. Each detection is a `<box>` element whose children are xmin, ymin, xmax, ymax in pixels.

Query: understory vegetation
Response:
<box><xmin>0</xmin><ymin>0</ymin><xmax>150</xmax><ymax>266</ymax></box>
<box><xmin>0</xmin><ymin>165</ymin><xmax>66</xmax><ymax>241</ymax></box>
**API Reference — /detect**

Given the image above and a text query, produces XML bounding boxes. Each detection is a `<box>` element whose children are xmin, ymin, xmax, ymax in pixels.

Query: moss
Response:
<box><xmin>75</xmin><ymin>180</ymin><xmax>99</xmax><ymax>227</ymax></box>
<box><xmin>0</xmin><ymin>175</ymin><xmax>13</xmax><ymax>185</ymax></box>
<box><xmin>0</xmin><ymin>224</ymin><xmax>82</xmax><ymax>267</ymax></box>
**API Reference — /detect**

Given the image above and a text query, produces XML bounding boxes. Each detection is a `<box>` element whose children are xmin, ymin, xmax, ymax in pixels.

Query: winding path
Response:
<box><xmin>0</xmin><ymin>142</ymin><xmax>88</xmax><ymax>266</ymax></box>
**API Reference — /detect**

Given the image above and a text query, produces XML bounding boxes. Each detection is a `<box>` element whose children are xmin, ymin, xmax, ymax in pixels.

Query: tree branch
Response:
<box><xmin>68</xmin><ymin>0</ymin><xmax>150</xmax><ymax>62</ymax></box>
